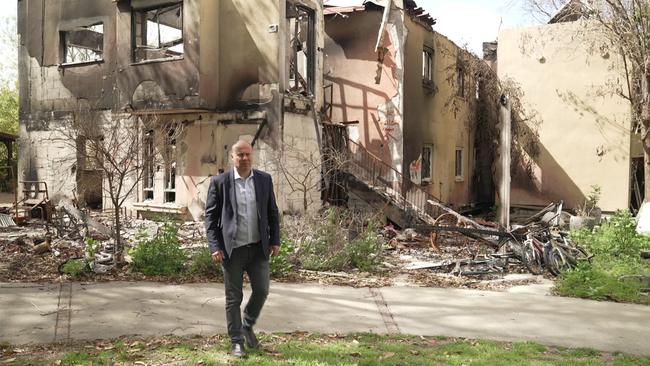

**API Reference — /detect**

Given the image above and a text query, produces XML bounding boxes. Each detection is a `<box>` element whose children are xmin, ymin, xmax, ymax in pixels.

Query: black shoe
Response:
<box><xmin>242</xmin><ymin>326</ymin><xmax>259</xmax><ymax>349</ymax></box>
<box><xmin>231</xmin><ymin>342</ymin><xmax>247</xmax><ymax>358</ymax></box>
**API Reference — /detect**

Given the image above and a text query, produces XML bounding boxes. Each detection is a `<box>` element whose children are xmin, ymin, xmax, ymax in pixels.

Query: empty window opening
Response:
<box><xmin>143</xmin><ymin>130</ymin><xmax>155</xmax><ymax>201</ymax></box>
<box><xmin>422</xmin><ymin>47</ymin><xmax>433</xmax><ymax>82</ymax></box>
<box><xmin>422</xmin><ymin>144</ymin><xmax>432</xmax><ymax>182</ymax></box>
<box><xmin>61</xmin><ymin>23</ymin><xmax>104</xmax><ymax>64</ymax></box>
<box><xmin>457</xmin><ymin>67</ymin><xmax>465</xmax><ymax>98</ymax></box>
<box><xmin>133</xmin><ymin>2</ymin><xmax>184</xmax><ymax>62</ymax></box>
<box><xmin>163</xmin><ymin>128</ymin><xmax>177</xmax><ymax>203</ymax></box>
<box><xmin>287</xmin><ymin>3</ymin><xmax>315</xmax><ymax>95</ymax></box>
<box><xmin>455</xmin><ymin>148</ymin><xmax>464</xmax><ymax>180</ymax></box>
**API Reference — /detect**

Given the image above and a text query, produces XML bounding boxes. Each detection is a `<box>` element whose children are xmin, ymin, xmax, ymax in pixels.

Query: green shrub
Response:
<box><xmin>270</xmin><ymin>232</ymin><xmax>295</xmax><ymax>277</ymax></box>
<box><xmin>61</xmin><ymin>259</ymin><xmax>88</xmax><ymax>278</ymax></box>
<box><xmin>346</xmin><ymin>222</ymin><xmax>383</xmax><ymax>272</ymax></box>
<box><xmin>85</xmin><ymin>238</ymin><xmax>100</xmax><ymax>260</ymax></box>
<box><xmin>298</xmin><ymin>209</ymin><xmax>347</xmax><ymax>271</ymax></box>
<box><xmin>571</xmin><ymin>210</ymin><xmax>650</xmax><ymax>260</ymax></box>
<box><xmin>188</xmin><ymin>246</ymin><xmax>222</xmax><ymax>278</ymax></box>
<box><xmin>129</xmin><ymin>223</ymin><xmax>187</xmax><ymax>276</ymax></box>
<box><xmin>556</xmin><ymin>210</ymin><xmax>650</xmax><ymax>304</ymax></box>
<box><xmin>297</xmin><ymin>208</ymin><xmax>384</xmax><ymax>272</ymax></box>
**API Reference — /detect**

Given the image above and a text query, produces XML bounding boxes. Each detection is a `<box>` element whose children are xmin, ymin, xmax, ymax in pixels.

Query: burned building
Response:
<box><xmin>323</xmin><ymin>0</ymin><xmax>482</xmax><ymax>211</ymax></box>
<box><xmin>17</xmin><ymin>0</ymin><xmax>324</xmax><ymax>219</ymax></box>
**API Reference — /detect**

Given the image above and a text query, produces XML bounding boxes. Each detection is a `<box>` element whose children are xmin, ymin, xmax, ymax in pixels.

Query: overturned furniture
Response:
<box><xmin>13</xmin><ymin>181</ymin><xmax>53</xmax><ymax>223</ymax></box>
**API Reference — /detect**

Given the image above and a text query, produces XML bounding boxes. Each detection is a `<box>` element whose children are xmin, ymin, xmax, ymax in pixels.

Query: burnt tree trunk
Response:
<box><xmin>642</xmin><ymin>67</ymin><xmax>650</xmax><ymax>203</ymax></box>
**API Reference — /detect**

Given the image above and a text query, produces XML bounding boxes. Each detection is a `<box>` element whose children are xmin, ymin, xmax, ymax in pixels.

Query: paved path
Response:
<box><xmin>1</xmin><ymin>281</ymin><xmax>648</xmax><ymax>355</ymax></box>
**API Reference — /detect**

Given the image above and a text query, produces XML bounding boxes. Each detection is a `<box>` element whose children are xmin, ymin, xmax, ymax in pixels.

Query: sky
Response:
<box><xmin>419</xmin><ymin>0</ymin><xmax>541</xmax><ymax>55</ymax></box>
<box><xmin>0</xmin><ymin>1</ymin><xmax>17</xmax><ymax>87</ymax></box>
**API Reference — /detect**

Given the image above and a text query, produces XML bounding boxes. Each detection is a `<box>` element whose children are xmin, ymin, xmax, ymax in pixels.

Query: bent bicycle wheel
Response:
<box><xmin>523</xmin><ymin>241</ymin><xmax>544</xmax><ymax>275</ymax></box>
<box><xmin>545</xmin><ymin>246</ymin><xmax>570</xmax><ymax>276</ymax></box>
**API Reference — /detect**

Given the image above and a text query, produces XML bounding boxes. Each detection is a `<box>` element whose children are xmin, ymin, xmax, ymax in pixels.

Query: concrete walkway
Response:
<box><xmin>1</xmin><ymin>281</ymin><xmax>648</xmax><ymax>355</ymax></box>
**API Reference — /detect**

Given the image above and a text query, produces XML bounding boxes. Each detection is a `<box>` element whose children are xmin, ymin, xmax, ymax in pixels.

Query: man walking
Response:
<box><xmin>204</xmin><ymin>140</ymin><xmax>280</xmax><ymax>358</ymax></box>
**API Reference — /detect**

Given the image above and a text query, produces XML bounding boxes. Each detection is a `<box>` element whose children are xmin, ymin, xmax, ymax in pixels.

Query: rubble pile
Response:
<box><xmin>382</xmin><ymin>202</ymin><xmax>593</xmax><ymax>285</ymax></box>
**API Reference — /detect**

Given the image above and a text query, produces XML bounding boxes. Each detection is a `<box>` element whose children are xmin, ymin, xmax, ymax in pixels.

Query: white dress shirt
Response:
<box><xmin>233</xmin><ymin>169</ymin><xmax>260</xmax><ymax>248</ymax></box>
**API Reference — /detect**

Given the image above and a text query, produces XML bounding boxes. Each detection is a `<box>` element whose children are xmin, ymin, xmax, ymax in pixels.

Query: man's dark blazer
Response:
<box><xmin>204</xmin><ymin>168</ymin><xmax>280</xmax><ymax>259</ymax></box>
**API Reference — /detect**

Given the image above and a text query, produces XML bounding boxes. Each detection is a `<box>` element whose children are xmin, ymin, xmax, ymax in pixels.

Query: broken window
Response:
<box><xmin>60</xmin><ymin>23</ymin><xmax>104</xmax><ymax>64</ymax></box>
<box><xmin>422</xmin><ymin>47</ymin><xmax>433</xmax><ymax>83</ymax></box>
<box><xmin>455</xmin><ymin>148</ymin><xmax>464</xmax><ymax>180</ymax></box>
<box><xmin>142</xmin><ymin>130</ymin><xmax>155</xmax><ymax>201</ymax></box>
<box><xmin>287</xmin><ymin>3</ymin><xmax>315</xmax><ymax>95</ymax></box>
<box><xmin>422</xmin><ymin>144</ymin><xmax>432</xmax><ymax>182</ymax></box>
<box><xmin>132</xmin><ymin>1</ymin><xmax>184</xmax><ymax>63</ymax></box>
<box><xmin>457</xmin><ymin>66</ymin><xmax>465</xmax><ymax>98</ymax></box>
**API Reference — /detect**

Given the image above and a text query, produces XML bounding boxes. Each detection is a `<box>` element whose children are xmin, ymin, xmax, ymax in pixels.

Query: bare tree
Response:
<box><xmin>258</xmin><ymin>136</ymin><xmax>349</xmax><ymax>212</ymax></box>
<box><xmin>524</xmin><ymin>0</ymin><xmax>650</xmax><ymax>201</ymax></box>
<box><xmin>523</xmin><ymin>0</ymin><xmax>568</xmax><ymax>22</ymax></box>
<box><xmin>54</xmin><ymin>107</ymin><xmax>181</xmax><ymax>263</ymax></box>
<box><xmin>53</xmin><ymin>109</ymin><xmax>142</xmax><ymax>263</ymax></box>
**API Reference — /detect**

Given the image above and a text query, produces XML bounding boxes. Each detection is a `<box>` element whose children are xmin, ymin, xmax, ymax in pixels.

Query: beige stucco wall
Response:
<box><xmin>324</xmin><ymin>6</ymin><xmax>476</xmax><ymax>208</ymax></box>
<box><xmin>498</xmin><ymin>20</ymin><xmax>633</xmax><ymax>211</ymax></box>
<box><xmin>177</xmin><ymin>117</ymin><xmax>259</xmax><ymax>219</ymax></box>
<box><xmin>403</xmin><ymin>20</ymin><xmax>476</xmax><ymax>206</ymax></box>
<box><xmin>324</xmin><ymin>9</ymin><xmax>400</xmax><ymax>161</ymax></box>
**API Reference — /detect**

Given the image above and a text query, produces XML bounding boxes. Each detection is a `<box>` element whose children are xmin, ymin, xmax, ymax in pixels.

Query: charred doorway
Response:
<box><xmin>322</xmin><ymin>124</ymin><xmax>349</xmax><ymax>206</ymax></box>
<box><xmin>630</xmin><ymin>157</ymin><xmax>644</xmax><ymax>214</ymax></box>
<box><xmin>77</xmin><ymin>136</ymin><xmax>103</xmax><ymax>209</ymax></box>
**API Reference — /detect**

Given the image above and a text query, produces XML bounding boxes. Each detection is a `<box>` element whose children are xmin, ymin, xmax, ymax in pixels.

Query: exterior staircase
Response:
<box><xmin>343</xmin><ymin>138</ymin><xmax>488</xmax><ymax>230</ymax></box>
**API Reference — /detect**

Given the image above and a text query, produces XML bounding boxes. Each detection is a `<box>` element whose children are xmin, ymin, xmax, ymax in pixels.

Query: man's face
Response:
<box><xmin>232</xmin><ymin>143</ymin><xmax>253</xmax><ymax>172</ymax></box>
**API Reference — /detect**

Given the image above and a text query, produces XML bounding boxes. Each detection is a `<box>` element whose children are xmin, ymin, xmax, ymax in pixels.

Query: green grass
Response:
<box><xmin>1</xmin><ymin>333</ymin><xmax>649</xmax><ymax>366</ymax></box>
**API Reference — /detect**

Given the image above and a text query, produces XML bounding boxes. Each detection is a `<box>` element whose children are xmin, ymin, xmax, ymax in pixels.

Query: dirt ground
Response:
<box><xmin>0</xmin><ymin>213</ymin><xmax>545</xmax><ymax>291</ymax></box>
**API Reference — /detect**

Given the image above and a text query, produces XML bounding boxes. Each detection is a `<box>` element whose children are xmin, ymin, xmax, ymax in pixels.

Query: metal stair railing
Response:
<box><xmin>345</xmin><ymin>139</ymin><xmax>445</xmax><ymax>224</ymax></box>
<box><xmin>344</xmin><ymin>138</ymin><xmax>497</xmax><ymax>233</ymax></box>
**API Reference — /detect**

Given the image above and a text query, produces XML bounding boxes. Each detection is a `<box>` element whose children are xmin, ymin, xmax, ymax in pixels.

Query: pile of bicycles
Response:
<box><xmin>498</xmin><ymin>225</ymin><xmax>592</xmax><ymax>276</ymax></box>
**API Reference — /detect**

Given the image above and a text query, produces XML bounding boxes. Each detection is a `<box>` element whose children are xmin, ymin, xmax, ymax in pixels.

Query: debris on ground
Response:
<box><xmin>385</xmin><ymin>201</ymin><xmax>592</xmax><ymax>286</ymax></box>
<box><xmin>0</xmin><ymin>200</ymin><xmax>590</xmax><ymax>291</ymax></box>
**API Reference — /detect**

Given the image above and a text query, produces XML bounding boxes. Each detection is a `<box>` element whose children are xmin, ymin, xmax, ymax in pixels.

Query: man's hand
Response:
<box><xmin>270</xmin><ymin>245</ymin><xmax>280</xmax><ymax>257</ymax></box>
<box><xmin>212</xmin><ymin>250</ymin><xmax>225</xmax><ymax>263</ymax></box>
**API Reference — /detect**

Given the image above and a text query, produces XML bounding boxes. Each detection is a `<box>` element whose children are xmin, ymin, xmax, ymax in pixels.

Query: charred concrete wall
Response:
<box><xmin>19</xmin><ymin>0</ymin><xmax>117</xmax><ymax>115</ymax></box>
<box><xmin>402</xmin><ymin>22</ymin><xmax>477</xmax><ymax>207</ymax></box>
<box><xmin>19</xmin><ymin>0</ymin><xmax>324</xmax><ymax>219</ymax></box>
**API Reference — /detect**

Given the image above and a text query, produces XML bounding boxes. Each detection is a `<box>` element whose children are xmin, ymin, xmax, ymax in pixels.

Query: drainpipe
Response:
<box><xmin>498</xmin><ymin>94</ymin><xmax>511</xmax><ymax>229</ymax></box>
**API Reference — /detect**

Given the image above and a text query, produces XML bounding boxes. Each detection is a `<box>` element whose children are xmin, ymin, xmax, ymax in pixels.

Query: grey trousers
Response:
<box><xmin>221</xmin><ymin>243</ymin><xmax>270</xmax><ymax>344</ymax></box>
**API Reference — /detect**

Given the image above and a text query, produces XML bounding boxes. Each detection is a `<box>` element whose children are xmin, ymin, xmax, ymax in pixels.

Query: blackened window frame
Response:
<box><xmin>422</xmin><ymin>47</ymin><xmax>434</xmax><ymax>82</ymax></box>
<box><xmin>455</xmin><ymin>147</ymin><xmax>464</xmax><ymax>181</ymax></box>
<box><xmin>142</xmin><ymin>130</ymin><xmax>155</xmax><ymax>201</ymax></box>
<box><xmin>421</xmin><ymin>144</ymin><xmax>433</xmax><ymax>183</ymax></box>
<box><xmin>59</xmin><ymin>22</ymin><xmax>105</xmax><ymax>66</ymax></box>
<box><xmin>287</xmin><ymin>3</ymin><xmax>316</xmax><ymax>95</ymax></box>
<box><xmin>456</xmin><ymin>66</ymin><xmax>466</xmax><ymax>98</ymax></box>
<box><xmin>131</xmin><ymin>2</ymin><xmax>184</xmax><ymax>64</ymax></box>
